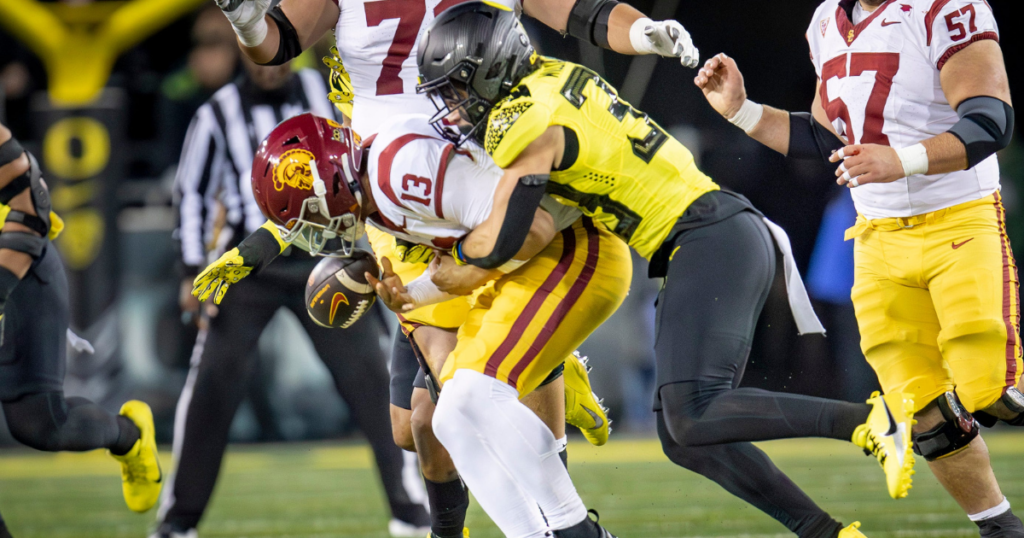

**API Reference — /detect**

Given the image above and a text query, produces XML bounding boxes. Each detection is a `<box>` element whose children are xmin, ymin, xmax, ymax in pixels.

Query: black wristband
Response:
<box><xmin>263</xmin><ymin>4</ymin><xmax>302</xmax><ymax>66</ymax></box>
<box><xmin>462</xmin><ymin>174</ymin><xmax>549</xmax><ymax>270</ymax></box>
<box><xmin>237</xmin><ymin>227</ymin><xmax>283</xmax><ymax>273</ymax></box>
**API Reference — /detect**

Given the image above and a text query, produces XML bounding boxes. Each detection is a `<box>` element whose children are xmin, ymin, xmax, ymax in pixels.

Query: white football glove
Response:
<box><xmin>215</xmin><ymin>0</ymin><xmax>272</xmax><ymax>47</ymax></box>
<box><xmin>629</xmin><ymin>18</ymin><xmax>699</xmax><ymax>69</ymax></box>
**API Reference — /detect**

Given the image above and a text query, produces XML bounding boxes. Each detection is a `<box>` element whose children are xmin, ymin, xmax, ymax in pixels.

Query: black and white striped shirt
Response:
<box><xmin>175</xmin><ymin>68</ymin><xmax>337</xmax><ymax>272</ymax></box>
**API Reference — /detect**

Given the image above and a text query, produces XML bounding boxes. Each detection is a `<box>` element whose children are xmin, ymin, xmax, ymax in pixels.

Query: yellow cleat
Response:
<box><xmin>839</xmin><ymin>521</ymin><xmax>867</xmax><ymax>537</ymax></box>
<box><xmin>563</xmin><ymin>351</ymin><xmax>610</xmax><ymax>446</ymax></box>
<box><xmin>110</xmin><ymin>400</ymin><xmax>163</xmax><ymax>513</ymax></box>
<box><xmin>852</xmin><ymin>391</ymin><xmax>916</xmax><ymax>499</ymax></box>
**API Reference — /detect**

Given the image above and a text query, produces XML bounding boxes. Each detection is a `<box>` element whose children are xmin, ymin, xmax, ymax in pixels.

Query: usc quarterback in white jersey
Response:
<box><xmin>365</xmin><ymin>114</ymin><xmax>579</xmax><ymax>250</ymax></box>
<box><xmin>806</xmin><ymin>0</ymin><xmax>1000</xmax><ymax>218</ymax></box>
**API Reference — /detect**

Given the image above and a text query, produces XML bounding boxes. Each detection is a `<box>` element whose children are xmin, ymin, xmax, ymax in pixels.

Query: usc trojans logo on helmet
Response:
<box><xmin>273</xmin><ymin>149</ymin><xmax>316</xmax><ymax>192</ymax></box>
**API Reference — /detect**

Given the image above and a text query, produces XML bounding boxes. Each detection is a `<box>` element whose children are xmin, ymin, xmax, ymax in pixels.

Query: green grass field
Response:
<box><xmin>0</xmin><ymin>434</ymin><xmax>1021</xmax><ymax>538</ymax></box>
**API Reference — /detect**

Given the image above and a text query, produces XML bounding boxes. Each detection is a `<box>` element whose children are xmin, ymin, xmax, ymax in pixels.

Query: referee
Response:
<box><xmin>153</xmin><ymin>57</ymin><xmax>429</xmax><ymax>538</ymax></box>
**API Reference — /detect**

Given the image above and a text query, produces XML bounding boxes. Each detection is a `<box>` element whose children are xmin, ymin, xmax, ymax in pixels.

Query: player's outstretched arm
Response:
<box><xmin>217</xmin><ymin>0</ymin><xmax>338</xmax><ymax>65</ymax></box>
<box><xmin>192</xmin><ymin>220</ymin><xmax>289</xmax><ymax>304</ymax></box>
<box><xmin>695</xmin><ymin>53</ymin><xmax>846</xmax><ymax>162</ymax></box>
<box><xmin>527</xmin><ymin>0</ymin><xmax>698</xmax><ymax>67</ymax></box>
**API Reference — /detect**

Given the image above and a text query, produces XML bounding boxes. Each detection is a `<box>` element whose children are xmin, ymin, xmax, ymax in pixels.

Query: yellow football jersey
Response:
<box><xmin>485</xmin><ymin>58</ymin><xmax>719</xmax><ymax>259</ymax></box>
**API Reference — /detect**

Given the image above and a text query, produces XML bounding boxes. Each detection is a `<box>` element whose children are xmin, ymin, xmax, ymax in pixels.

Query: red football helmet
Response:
<box><xmin>252</xmin><ymin>113</ymin><xmax>365</xmax><ymax>256</ymax></box>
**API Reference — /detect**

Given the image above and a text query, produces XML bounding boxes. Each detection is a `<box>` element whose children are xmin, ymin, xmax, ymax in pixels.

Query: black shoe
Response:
<box><xmin>148</xmin><ymin>522</ymin><xmax>197</xmax><ymax>538</ymax></box>
<box><xmin>553</xmin><ymin>510</ymin><xmax>618</xmax><ymax>538</ymax></box>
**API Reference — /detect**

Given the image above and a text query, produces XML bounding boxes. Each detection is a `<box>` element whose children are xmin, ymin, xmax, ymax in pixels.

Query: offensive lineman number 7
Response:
<box><xmin>364</xmin><ymin>0</ymin><xmax>467</xmax><ymax>96</ymax></box>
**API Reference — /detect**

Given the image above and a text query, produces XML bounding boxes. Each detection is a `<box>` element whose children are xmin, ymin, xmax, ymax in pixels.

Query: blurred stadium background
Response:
<box><xmin>0</xmin><ymin>0</ymin><xmax>1021</xmax><ymax>536</ymax></box>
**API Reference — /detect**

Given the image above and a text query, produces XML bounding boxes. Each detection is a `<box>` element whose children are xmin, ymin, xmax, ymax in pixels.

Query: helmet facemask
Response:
<box><xmin>278</xmin><ymin>158</ymin><xmax>365</xmax><ymax>258</ymax></box>
<box><xmin>418</xmin><ymin>62</ymin><xmax>493</xmax><ymax>147</ymax></box>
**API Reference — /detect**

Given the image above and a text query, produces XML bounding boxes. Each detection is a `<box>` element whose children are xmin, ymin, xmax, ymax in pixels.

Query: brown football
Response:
<box><xmin>305</xmin><ymin>249</ymin><xmax>379</xmax><ymax>329</ymax></box>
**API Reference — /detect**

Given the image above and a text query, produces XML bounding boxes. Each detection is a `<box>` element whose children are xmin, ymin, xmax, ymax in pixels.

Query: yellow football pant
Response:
<box><xmin>439</xmin><ymin>219</ymin><xmax>631</xmax><ymax>397</ymax></box>
<box><xmin>849</xmin><ymin>193</ymin><xmax>1023</xmax><ymax>413</ymax></box>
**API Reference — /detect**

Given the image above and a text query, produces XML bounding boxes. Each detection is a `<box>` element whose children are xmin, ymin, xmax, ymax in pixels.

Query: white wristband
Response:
<box><xmin>728</xmin><ymin>100</ymin><xmax>764</xmax><ymax>134</ymax></box>
<box><xmin>405</xmin><ymin>272</ymin><xmax>454</xmax><ymax>309</ymax></box>
<box><xmin>628</xmin><ymin>18</ymin><xmax>656</xmax><ymax>55</ymax></box>
<box><xmin>895</xmin><ymin>143</ymin><xmax>929</xmax><ymax>178</ymax></box>
<box><xmin>234</xmin><ymin>17</ymin><xmax>268</xmax><ymax>48</ymax></box>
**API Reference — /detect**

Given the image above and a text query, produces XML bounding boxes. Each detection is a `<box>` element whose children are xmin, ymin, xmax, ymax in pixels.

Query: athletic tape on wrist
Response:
<box><xmin>896</xmin><ymin>143</ymin><xmax>929</xmax><ymax>178</ymax></box>
<box><xmin>728</xmin><ymin>100</ymin><xmax>764</xmax><ymax>133</ymax></box>
<box><xmin>234</xmin><ymin>16</ymin><xmax>268</xmax><ymax>48</ymax></box>
<box><xmin>628</xmin><ymin>18</ymin><xmax>654</xmax><ymax>55</ymax></box>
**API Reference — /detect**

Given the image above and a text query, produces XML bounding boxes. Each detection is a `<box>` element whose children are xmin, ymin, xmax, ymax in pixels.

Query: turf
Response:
<box><xmin>0</xmin><ymin>434</ymin><xmax>1021</xmax><ymax>538</ymax></box>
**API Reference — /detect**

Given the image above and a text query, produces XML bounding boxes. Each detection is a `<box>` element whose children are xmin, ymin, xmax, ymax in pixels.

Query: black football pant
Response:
<box><xmin>159</xmin><ymin>258</ymin><xmax>427</xmax><ymax>530</ymax></box>
<box><xmin>0</xmin><ymin>245</ymin><xmax>138</xmax><ymax>537</ymax></box>
<box><xmin>653</xmin><ymin>210</ymin><xmax>871</xmax><ymax>538</ymax></box>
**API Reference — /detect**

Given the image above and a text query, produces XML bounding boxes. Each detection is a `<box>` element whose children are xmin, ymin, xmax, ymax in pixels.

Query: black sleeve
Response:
<box><xmin>462</xmin><ymin>174</ymin><xmax>549</xmax><ymax>270</ymax></box>
<box><xmin>262</xmin><ymin>5</ymin><xmax>303</xmax><ymax>66</ymax></box>
<box><xmin>787</xmin><ymin>112</ymin><xmax>845</xmax><ymax>163</ymax></box>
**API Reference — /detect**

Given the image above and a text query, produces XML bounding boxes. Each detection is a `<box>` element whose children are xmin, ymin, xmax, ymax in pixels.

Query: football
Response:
<box><xmin>305</xmin><ymin>249</ymin><xmax>380</xmax><ymax>329</ymax></box>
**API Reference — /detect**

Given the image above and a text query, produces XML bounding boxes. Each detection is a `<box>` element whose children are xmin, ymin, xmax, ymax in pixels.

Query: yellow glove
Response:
<box><xmin>192</xmin><ymin>222</ymin><xmax>289</xmax><ymax>304</ymax></box>
<box><xmin>191</xmin><ymin>248</ymin><xmax>253</xmax><ymax>304</ymax></box>
<box><xmin>394</xmin><ymin>237</ymin><xmax>435</xmax><ymax>264</ymax></box>
<box><xmin>324</xmin><ymin>47</ymin><xmax>355</xmax><ymax>119</ymax></box>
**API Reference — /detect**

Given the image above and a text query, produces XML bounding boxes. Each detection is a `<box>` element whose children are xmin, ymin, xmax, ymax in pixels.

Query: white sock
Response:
<box><xmin>434</xmin><ymin>370</ymin><xmax>589</xmax><ymax>534</ymax></box>
<box><xmin>970</xmin><ymin>498</ymin><xmax>1011</xmax><ymax>522</ymax></box>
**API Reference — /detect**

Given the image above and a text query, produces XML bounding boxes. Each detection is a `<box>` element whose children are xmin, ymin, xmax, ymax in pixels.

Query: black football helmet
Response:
<box><xmin>416</xmin><ymin>1</ymin><xmax>537</xmax><ymax>147</ymax></box>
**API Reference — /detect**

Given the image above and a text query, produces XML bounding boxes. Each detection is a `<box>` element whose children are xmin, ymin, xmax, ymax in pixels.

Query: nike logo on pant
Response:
<box><xmin>952</xmin><ymin>238</ymin><xmax>975</xmax><ymax>249</ymax></box>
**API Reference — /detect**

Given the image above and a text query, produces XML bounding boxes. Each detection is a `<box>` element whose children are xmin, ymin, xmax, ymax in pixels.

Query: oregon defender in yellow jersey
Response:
<box><xmin>484</xmin><ymin>58</ymin><xmax>719</xmax><ymax>260</ymax></box>
<box><xmin>417</xmin><ymin>3</ymin><xmax>915</xmax><ymax>536</ymax></box>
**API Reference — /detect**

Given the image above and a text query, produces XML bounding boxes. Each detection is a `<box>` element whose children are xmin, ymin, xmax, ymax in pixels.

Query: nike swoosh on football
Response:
<box><xmin>881</xmin><ymin>19</ymin><xmax>901</xmax><ymax>26</ymax></box>
<box><xmin>582</xmin><ymin>405</ymin><xmax>604</xmax><ymax>429</ymax></box>
<box><xmin>952</xmin><ymin>238</ymin><xmax>975</xmax><ymax>249</ymax></box>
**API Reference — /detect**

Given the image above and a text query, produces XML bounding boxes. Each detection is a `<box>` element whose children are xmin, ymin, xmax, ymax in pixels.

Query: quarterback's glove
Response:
<box><xmin>192</xmin><ymin>222</ymin><xmax>288</xmax><ymax>304</ymax></box>
<box><xmin>629</xmin><ymin>18</ymin><xmax>699</xmax><ymax>68</ymax></box>
<box><xmin>215</xmin><ymin>0</ymin><xmax>272</xmax><ymax>47</ymax></box>
<box><xmin>324</xmin><ymin>47</ymin><xmax>355</xmax><ymax>119</ymax></box>
<box><xmin>394</xmin><ymin>237</ymin><xmax>434</xmax><ymax>264</ymax></box>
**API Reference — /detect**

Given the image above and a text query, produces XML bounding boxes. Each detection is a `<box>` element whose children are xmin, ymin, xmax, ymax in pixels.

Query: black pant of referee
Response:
<box><xmin>156</xmin><ymin>253</ymin><xmax>428</xmax><ymax>535</ymax></box>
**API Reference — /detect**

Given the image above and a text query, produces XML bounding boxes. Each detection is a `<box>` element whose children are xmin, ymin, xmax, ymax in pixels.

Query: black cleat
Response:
<box><xmin>553</xmin><ymin>510</ymin><xmax>618</xmax><ymax>538</ymax></box>
<box><xmin>148</xmin><ymin>523</ymin><xmax>197</xmax><ymax>538</ymax></box>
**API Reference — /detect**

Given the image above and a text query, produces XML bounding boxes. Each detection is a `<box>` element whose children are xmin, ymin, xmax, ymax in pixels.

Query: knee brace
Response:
<box><xmin>0</xmin><ymin>147</ymin><xmax>51</xmax><ymax>259</ymax></box>
<box><xmin>912</xmin><ymin>391</ymin><xmax>980</xmax><ymax>461</ymax></box>
<box><xmin>976</xmin><ymin>387</ymin><xmax>1024</xmax><ymax>427</ymax></box>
